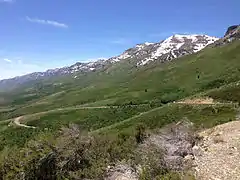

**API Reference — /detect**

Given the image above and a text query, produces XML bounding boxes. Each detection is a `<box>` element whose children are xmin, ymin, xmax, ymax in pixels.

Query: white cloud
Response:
<box><xmin>26</xmin><ymin>16</ymin><xmax>68</xmax><ymax>28</ymax></box>
<box><xmin>0</xmin><ymin>0</ymin><xmax>14</xmax><ymax>3</ymax></box>
<box><xmin>3</xmin><ymin>58</ymin><xmax>12</xmax><ymax>63</ymax></box>
<box><xmin>0</xmin><ymin>58</ymin><xmax>43</xmax><ymax>80</ymax></box>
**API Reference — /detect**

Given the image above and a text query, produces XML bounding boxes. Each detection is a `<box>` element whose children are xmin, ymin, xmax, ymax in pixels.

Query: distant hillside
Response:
<box><xmin>0</xmin><ymin>34</ymin><xmax>219</xmax><ymax>91</ymax></box>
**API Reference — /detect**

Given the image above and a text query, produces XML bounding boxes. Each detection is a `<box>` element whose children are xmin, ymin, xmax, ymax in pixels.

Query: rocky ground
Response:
<box><xmin>104</xmin><ymin>119</ymin><xmax>240</xmax><ymax>180</ymax></box>
<box><xmin>176</xmin><ymin>97</ymin><xmax>215</xmax><ymax>104</ymax></box>
<box><xmin>193</xmin><ymin>121</ymin><xmax>240</xmax><ymax>180</ymax></box>
<box><xmin>105</xmin><ymin>164</ymin><xmax>139</xmax><ymax>180</ymax></box>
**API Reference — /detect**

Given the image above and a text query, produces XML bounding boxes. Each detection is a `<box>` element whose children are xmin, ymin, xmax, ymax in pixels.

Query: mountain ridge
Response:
<box><xmin>0</xmin><ymin>32</ymin><xmax>228</xmax><ymax>90</ymax></box>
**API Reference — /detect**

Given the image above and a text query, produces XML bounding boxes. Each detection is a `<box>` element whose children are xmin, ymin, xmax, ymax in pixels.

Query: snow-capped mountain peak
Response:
<box><xmin>137</xmin><ymin>34</ymin><xmax>219</xmax><ymax>65</ymax></box>
<box><xmin>105</xmin><ymin>34</ymin><xmax>218</xmax><ymax>66</ymax></box>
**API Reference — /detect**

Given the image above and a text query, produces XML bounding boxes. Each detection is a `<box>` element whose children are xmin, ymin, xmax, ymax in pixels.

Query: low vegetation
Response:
<box><xmin>0</xmin><ymin>102</ymin><xmax>237</xmax><ymax>179</ymax></box>
<box><xmin>0</xmin><ymin>41</ymin><xmax>239</xmax><ymax>179</ymax></box>
<box><xmin>208</xmin><ymin>84</ymin><xmax>240</xmax><ymax>103</ymax></box>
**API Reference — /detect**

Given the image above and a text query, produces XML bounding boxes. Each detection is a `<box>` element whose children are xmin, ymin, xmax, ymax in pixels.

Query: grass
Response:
<box><xmin>105</xmin><ymin>104</ymin><xmax>237</xmax><ymax>134</ymax></box>
<box><xmin>0</xmin><ymin>105</ymin><xmax>152</xmax><ymax>150</ymax></box>
<box><xmin>0</xmin><ymin>41</ymin><xmax>239</xmax><ymax>153</ymax></box>
<box><xmin>0</xmin><ymin>121</ymin><xmax>9</xmax><ymax>133</ymax></box>
<box><xmin>0</xmin><ymin>108</ymin><xmax>16</xmax><ymax>121</ymax></box>
<box><xmin>207</xmin><ymin>84</ymin><xmax>240</xmax><ymax>103</ymax></box>
<box><xmin>0</xmin><ymin>41</ymin><xmax>239</xmax><ymax>179</ymax></box>
<box><xmin>26</xmin><ymin>106</ymin><xmax>153</xmax><ymax>131</ymax></box>
<box><xmin>0</xmin><ymin>102</ymin><xmax>236</xmax><ymax>179</ymax></box>
<box><xmin>0</xmin><ymin>127</ymin><xmax>38</xmax><ymax>151</ymax></box>
<box><xmin>2</xmin><ymin>41</ymin><xmax>240</xmax><ymax>116</ymax></box>
<box><xmin>1</xmin><ymin>102</ymin><xmax>236</xmax><ymax>151</ymax></box>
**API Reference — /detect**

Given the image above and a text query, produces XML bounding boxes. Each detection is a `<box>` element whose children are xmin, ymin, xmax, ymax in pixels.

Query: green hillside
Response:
<box><xmin>2</xmin><ymin>40</ymin><xmax>239</xmax><ymax>116</ymax></box>
<box><xmin>0</xmin><ymin>40</ymin><xmax>240</xmax><ymax>179</ymax></box>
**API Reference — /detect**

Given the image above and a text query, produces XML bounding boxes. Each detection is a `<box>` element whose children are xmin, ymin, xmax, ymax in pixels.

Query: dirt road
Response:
<box><xmin>13</xmin><ymin>116</ymin><xmax>36</xmax><ymax>129</ymax></box>
<box><xmin>10</xmin><ymin>106</ymin><xmax>115</xmax><ymax>128</ymax></box>
<box><xmin>10</xmin><ymin>98</ymin><xmax>236</xmax><ymax>129</ymax></box>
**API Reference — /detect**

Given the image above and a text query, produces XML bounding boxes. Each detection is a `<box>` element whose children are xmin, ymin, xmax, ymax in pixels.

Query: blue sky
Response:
<box><xmin>0</xmin><ymin>0</ymin><xmax>239</xmax><ymax>79</ymax></box>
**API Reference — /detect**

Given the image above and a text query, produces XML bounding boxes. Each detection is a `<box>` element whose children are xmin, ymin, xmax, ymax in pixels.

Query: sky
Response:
<box><xmin>0</xmin><ymin>0</ymin><xmax>239</xmax><ymax>79</ymax></box>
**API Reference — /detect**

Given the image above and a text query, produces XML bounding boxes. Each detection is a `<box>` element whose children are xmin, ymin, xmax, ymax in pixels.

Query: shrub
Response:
<box><xmin>202</xmin><ymin>79</ymin><xmax>225</xmax><ymax>90</ymax></box>
<box><xmin>135</xmin><ymin>124</ymin><xmax>147</xmax><ymax>144</ymax></box>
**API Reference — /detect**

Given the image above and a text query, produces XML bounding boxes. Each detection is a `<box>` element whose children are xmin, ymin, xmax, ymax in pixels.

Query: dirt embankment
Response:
<box><xmin>193</xmin><ymin>121</ymin><xmax>240</xmax><ymax>180</ymax></box>
<box><xmin>106</xmin><ymin>120</ymin><xmax>240</xmax><ymax>180</ymax></box>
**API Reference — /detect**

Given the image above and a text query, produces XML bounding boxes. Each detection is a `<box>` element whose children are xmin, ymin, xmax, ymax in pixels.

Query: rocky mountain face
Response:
<box><xmin>213</xmin><ymin>25</ymin><xmax>240</xmax><ymax>47</ymax></box>
<box><xmin>224</xmin><ymin>25</ymin><xmax>240</xmax><ymax>38</ymax></box>
<box><xmin>105</xmin><ymin>34</ymin><xmax>218</xmax><ymax>66</ymax></box>
<box><xmin>0</xmin><ymin>32</ymin><xmax>223</xmax><ymax>90</ymax></box>
<box><xmin>136</xmin><ymin>34</ymin><xmax>218</xmax><ymax>65</ymax></box>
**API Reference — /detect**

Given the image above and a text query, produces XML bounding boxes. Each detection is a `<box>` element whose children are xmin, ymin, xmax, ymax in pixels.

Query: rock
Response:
<box><xmin>193</xmin><ymin>121</ymin><xmax>240</xmax><ymax>180</ymax></box>
<box><xmin>224</xmin><ymin>25</ymin><xmax>240</xmax><ymax>37</ymax></box>
<box><xmin>105</xmin><ymin>163</ymin><xmax>139</xmax><ymax>180</ymax></box>
<box><xmin>164</xmin><ymin>155</ymin><xmax>183</xmax><ymax>171</ymax></box>
<box><xmin>193</xmin><ymin>145</ymin><xmax>204</xmax><ymax>156</ymax></box>
<box><xmin>184</xmin><ymin>155</ymin><xmax>194</xmax><ymax>161</ymax></box>
<box><xmin>183</xmin><ymin>155</ymin><xmax>195</xmax><ymax>169</ymax></box>
<box><xmin>211</xmin><ymin>25</ymin><xmax>240</xmax><ymax>48</ymax></box>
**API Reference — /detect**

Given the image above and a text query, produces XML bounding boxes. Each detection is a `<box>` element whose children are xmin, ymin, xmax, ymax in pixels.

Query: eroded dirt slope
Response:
<box><xmin>193</xmin><ymin>121</ymin><xmax>240</xmax><ymax>180</ymax></box>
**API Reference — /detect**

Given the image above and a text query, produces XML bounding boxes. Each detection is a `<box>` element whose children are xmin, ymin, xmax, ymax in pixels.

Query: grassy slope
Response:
<box><xmin>26</xmin><ymin>106</ymin><xmax>152</xmax><ymax>131</ymax></box>
<box><xmin>0</xmin><ymin>41</ymin><xmax>239</xmax><ymax>144</ymax></box>
<box><xmin>207</xmin><ymin>84</ymin><xmax>240</xmax><ymax>103</ymax></box>
<box><xmin>0</xmin><ymin>41</ymin><xmax>239</xmax><ymax>149</ymax></box>
<box><xmin>2</xmin><ymin>40</ymin><xmax>239</xmax><ymax>118</ymax></box>
<box><xmin>0</xmin><ymin>106</ymin><xmax>152</xmax><ymax>150</ymax></box>
<box><xmin>105</xmin><ymin>104</ymin><xmax>237</xmax><ymax>134</ymax></box>
<box><xmin>0</xmin><ymin>41</ymin><xmax>240</xmax><ymax>179</ymax></box>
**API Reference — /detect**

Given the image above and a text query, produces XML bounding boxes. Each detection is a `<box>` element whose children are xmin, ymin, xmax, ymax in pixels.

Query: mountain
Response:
<box><xmin>212</xmin><ymin>25</ymin><xmax>240</xmax><ymax>47</ymax></box>
<box><xmin>0</xmin><ymin>59</ymin><xmax>113</xmax><ymax>91</ymax></box>
<box><xmin>0</xmin><ymin>34</ymin><xmax>219</xmax><ymax>91</ymax></box>
<box><xmin>128</xmin><ymin>34</ymin><xmax>218</xmax><ymax>66</ymax></box>
<box><xmin>1</xmin><ymin>25</ymin><xmax>240</xmax><ymax>179</ymax></box>
<box><xmin>224</xmin><ymin>25</ymin><xmax>240</xmax><ymax>39</ymax></box>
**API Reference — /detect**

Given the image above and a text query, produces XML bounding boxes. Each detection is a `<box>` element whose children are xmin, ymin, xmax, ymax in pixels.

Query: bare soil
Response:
<box><xmin>193</xmin><ymin>121</ymin><xmax>240</xmax><ymax>180</ymax></box>
<box><xmin>176</xmin><ymin>97</ymin><xmax>215</xmax><ymax>105</ymax></box>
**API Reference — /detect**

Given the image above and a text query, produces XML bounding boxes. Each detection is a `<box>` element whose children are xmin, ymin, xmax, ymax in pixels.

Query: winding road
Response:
<box><xmin>11</xmin><ymin>106</ymin><xmax>116</xmax><ymax>129</ymax></box>
<box><xmin>13</xmin><ymin>116</ymin><xmax>37</xmax><ymax>129</ymax></box>
<box><xmin>10</xmin><ymin>99</ymin><xmax>237</xmax><ymax>130</ymax></box>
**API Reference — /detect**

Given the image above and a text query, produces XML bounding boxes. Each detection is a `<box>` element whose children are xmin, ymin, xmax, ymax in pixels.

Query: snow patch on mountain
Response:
<box><xmin>140</xmin><ymin>58</ymin><xmax>152</xmax><ymax>66</ymax></box>
<box><xmin>0</xmin><ymin>34</ymin><xmax>219</xmax><ymax>88</ymax></box>
<box><xmin>118</xmin><ymin>53</ymin><xmax>131</xmax><ymax>60</ymax></box>
<box><xmin>137</xmin><ymin>34</ymin><xmax>219</xmax><ymax>66</ymax></box>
